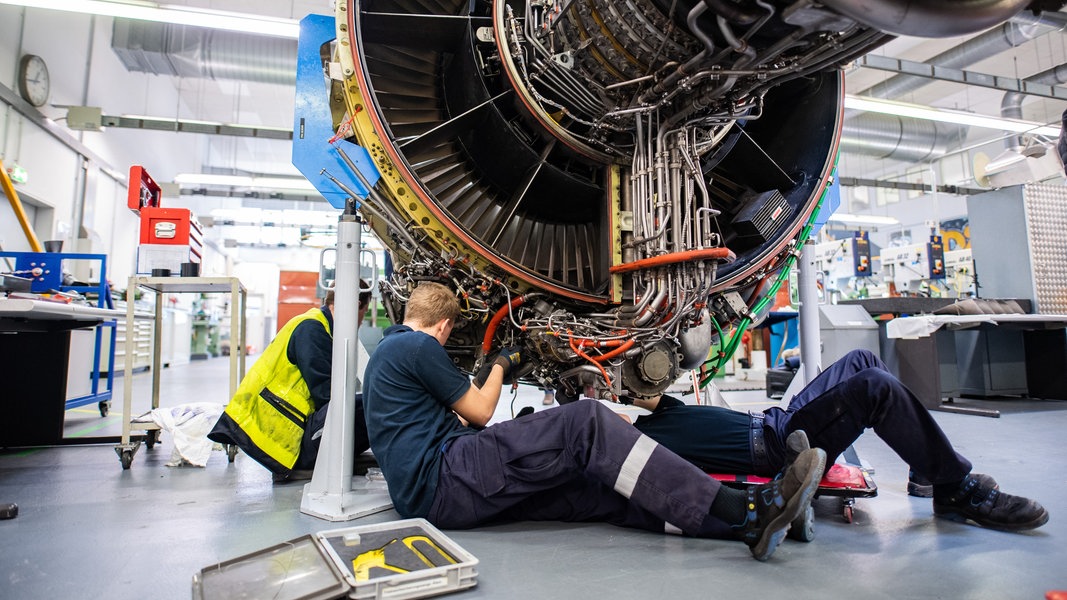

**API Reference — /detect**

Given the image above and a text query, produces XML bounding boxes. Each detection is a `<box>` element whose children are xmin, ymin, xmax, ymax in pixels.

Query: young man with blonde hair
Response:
<box><xmin>362</xmin><ymin>281</ymin><xmax>827</xmax><ymax>561</ymax></box>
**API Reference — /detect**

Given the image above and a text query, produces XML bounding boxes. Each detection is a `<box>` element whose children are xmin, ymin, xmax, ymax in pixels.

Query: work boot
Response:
<box><xmin>739</xmin><ymin>447</ymin><xmax>826</xmax><ymax>561</ymax></box>
<box><xmin>272</xmin><ymin>469</ymin><xmax>314</xmax><ymax>484</ymax></box>
<box><xmin>784</xmin><ymin>429</ymin><xmax>810</xmax><ymax>464</ymax></box>
<box><xmin>933</xmin><ymin>473</ymin><xmax>1049</xmax><ymax>531</ymax></box>
<box><xmin>782</xmin><ymin>431</ymin><xmax>818</xmax><ymax>543</ymax></box>
<box><xmin>907</xmin><ymin>470</ymin><xmax>934</xmax><ymax>498</ymax></box>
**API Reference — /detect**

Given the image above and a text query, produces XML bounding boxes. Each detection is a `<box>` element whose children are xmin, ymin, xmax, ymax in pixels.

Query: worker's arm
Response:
<box><xmin>630</xmin><ymin>395</ymin><xmax>661</xmax><ymax>411</ymax></box>
<box><xmin>289</xmin><ymin>319</ymin><xmax>333</xmax><ymax>409</ymax></box>
<box><xmin>451</xmin><ymin>347</ymin><xmax>524</xmax><ymax>428</ymax></box>
<box><xmin>451</xmin><ymin>363</ymin><xmax>507</xmax><ymax>428</ymax></box>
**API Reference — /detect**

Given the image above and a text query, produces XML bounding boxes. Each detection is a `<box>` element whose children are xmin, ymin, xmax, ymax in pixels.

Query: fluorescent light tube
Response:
<box><xmin>827</xmin><ymin>213</ymin><xmax>900</xmax><ymax>226</ymax></box>
<box><xmin>174</xmin><ymin>174</ymin><xmax>252</xmax><ymax>187</ymax></box>
<box><xmin>174</xmin><ymin>173</ymin><xmax>316</xmax><ymax>191</ymax></box>
<box><xmin>845</xmin><ymin>95</ymin><xmax>1061</xmax><ymax>137</ymax></box>
<box><xmin>0</xmin><ymin>0</ymin><xmax>300</xmax><ymax>38</ymax></box>
<box><xmin>252</xmin><ymin>177</ymin><xmax>316</xmax><ymax>191</ymax></box>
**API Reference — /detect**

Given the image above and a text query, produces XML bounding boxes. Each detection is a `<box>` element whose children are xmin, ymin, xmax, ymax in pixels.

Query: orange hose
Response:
<box><xmin>0</xmin><ymin>159</ymin><xmax>43</xmax><ymax>252</ymax></box>
<box><xmin>567</xmin><ymin>338</ymin><xmax>627</xmax><ymax>348</ymax></box>
<box><xmin>609</xmin><ymin>247</ymin><xmax>735</xmax><ymax>274</ymax></box>
<box><xmin>481</xmin><ymin>295</ymin><xmax>525</xmax><ymax>354</ymax></box>
<box><xmin>570</xmin><ymin>338</ymin><xmax>614</xmax><ymax>394</ymax></box>
<box><xmin>589</xmin><ymin>338</ymin><xmax>635</xmax><ymax>363</ymax></box>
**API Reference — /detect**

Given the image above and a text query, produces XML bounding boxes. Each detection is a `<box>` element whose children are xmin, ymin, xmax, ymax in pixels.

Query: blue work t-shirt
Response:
<box><xmin>362</xmin><ymin>324</ymin><xmax>474</xmax><ymax>517</ymax></box>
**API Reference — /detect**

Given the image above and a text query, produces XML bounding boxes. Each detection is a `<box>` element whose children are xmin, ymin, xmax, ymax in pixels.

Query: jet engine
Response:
<box><xmin>323</xmin><ymin>0</ymin><xmax>1043</xmax><ymax>400</ymax></box>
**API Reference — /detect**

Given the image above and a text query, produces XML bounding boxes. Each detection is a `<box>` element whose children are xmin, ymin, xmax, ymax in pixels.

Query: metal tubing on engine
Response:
<box><xmin>797</xmin><ymin>243</ymin><xmax>821</xmax><ymax>386</ymax></box>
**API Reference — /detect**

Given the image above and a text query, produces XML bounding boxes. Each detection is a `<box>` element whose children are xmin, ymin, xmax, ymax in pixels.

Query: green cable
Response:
<box><xmin>697</xmin><ymin>177</ymin><xmax>832</xmax><ymax>389</ymax></box>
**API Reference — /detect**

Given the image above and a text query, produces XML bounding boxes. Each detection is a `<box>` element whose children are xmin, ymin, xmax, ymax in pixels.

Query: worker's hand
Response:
<box><xmin>472</xmin><ymin>346</ymin><xmax>525</xmax><ymax>387</ymax></box>
<box><xmin>494</xmin><ymin>346</ymin><xmax>524</xmax><ymax>374</ymax></box>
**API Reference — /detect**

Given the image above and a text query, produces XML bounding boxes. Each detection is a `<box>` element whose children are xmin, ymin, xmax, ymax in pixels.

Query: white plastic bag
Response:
<box><xmin>135</xmin><ymin>402</ymin><xmax>225</xmax><ymax>467</ymax></box>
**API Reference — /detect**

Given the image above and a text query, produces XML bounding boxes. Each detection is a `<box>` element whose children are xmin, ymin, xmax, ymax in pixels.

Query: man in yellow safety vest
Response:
<box><xmin>208</xmin><ymin>281</ymin><xmax>371</xmax><ymax>482</ymax></box>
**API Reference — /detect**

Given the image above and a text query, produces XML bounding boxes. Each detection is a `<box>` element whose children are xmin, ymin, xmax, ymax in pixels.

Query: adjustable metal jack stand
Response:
<box><xmin>795</xmin><ymin>244</ymin><xmax>822</xmax><ymax>392</ymax></box>
<box><xmin>301</xmin><ymin>203</ymin><xmax>392</xmax><ymax>521</ymax></box>
<box><xmin>793</xmin><ymin>244</ymin><xmax>868</xmax><ymax>471</ymax></box>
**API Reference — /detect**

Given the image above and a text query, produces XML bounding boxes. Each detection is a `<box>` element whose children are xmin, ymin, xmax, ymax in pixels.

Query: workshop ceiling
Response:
<box><xmin>82</xmin><ymin>2</ymin><xmax>1067</xmax><ymax>203</ymax></box>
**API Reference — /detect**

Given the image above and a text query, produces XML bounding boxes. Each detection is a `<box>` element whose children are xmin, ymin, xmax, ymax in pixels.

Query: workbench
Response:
<box><xmin>117</xmin><ymin>276</ymin><xmax>246</xmax><ymax>469</ymax></box>
<box><xmin>0</xmin><ymin>298</ymin><xmax>126</xmax><ymax>446</ymax></box>
<box><xmin>885</xmin><ymin>313</ymin><xmax>1067</xmax><ymax>417</ymax></box>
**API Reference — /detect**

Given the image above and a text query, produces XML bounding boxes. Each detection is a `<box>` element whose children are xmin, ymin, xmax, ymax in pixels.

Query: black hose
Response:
<box><xmin>702</xmin><ymin>0</ymin><xmax>761</xmax><ymax>25</ymax></box>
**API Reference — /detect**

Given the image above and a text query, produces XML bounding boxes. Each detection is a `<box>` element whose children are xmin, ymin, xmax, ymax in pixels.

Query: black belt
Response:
<box><xmin>749</xmin><ymin>412</ymin><xmax>771</xmax><ymax>476</ymax></box>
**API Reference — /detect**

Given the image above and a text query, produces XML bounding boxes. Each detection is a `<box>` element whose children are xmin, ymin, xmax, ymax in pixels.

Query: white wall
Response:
<box><xmin>1</xmin><ymin>4</ymin><xmax>323</xmax><ymax>288</ymax></box>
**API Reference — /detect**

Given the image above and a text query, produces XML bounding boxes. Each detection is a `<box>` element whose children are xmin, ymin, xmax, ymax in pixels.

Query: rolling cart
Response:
<box><xmin>116</xmin><ymin>275</ymin><xmax>246</xmax><ymax>469</ymax></box>
<box><xmin>1</xmin><ymin>251</ymin><xmax>117</xmax><ymax>417</ymax></box>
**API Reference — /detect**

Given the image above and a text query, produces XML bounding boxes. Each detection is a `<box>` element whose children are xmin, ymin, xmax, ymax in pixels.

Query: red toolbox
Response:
<box><xmin>128</xmin><ymin>166</ymin><xmax>203</xmax><ymax>274</ymax></box>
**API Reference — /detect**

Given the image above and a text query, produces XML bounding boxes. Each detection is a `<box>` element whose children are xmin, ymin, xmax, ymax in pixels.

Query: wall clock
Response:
<box><xmin>17</xmin><ymin>54</ymin><xmax>50</xmax><ymax>107</ymax></box>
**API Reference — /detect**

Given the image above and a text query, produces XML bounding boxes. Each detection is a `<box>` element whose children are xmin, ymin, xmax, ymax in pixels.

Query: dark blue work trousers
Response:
<box><xmin>765</xmin><ymin>349</ymin><xmax>972</xmax><ymax>485</ymax></box>
<box><xmin>426</xmin><ymin>400</ymin><xmax>734</xmax><ymax>539</ymax></box>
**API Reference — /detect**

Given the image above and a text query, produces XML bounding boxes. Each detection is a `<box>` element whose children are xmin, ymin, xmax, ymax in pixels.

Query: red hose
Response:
<box><xmin>481</xmin><ymin>296</ymin><xmax>525</xmax><ymax>354</ymax></box>
<box><xmin>589</xmin><ymin>338</ymin><xmax>635</xmax><ymax>363</ymax></box>
<box><xmin>567</xmin><ymin>338</ymin><xmax>627</xmax><ymax>348</ymax></box>
<box><xmin>570</xmin><ymin>338</ymin><xmax>614</xmax><ymax>394</ymax></box>
<box><xmin>609</xmin><ymin>247</ymin><xmax>735</xmax><ymax>274</ymax></box>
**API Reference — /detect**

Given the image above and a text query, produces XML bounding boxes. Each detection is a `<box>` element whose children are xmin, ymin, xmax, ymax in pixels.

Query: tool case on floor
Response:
<box><xmin>192</xmin><ymin>518</ymin><xmax>479</xmax><ymax>600</ymax></box>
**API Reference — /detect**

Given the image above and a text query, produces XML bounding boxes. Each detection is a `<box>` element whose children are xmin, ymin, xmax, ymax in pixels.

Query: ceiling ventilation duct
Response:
<box><xmin>858</xmin><ymin>10</ymin><xmax>1067</xmax><ymax>100</ymax></box>
<box><xmin>111</xmin><ymin>20</ymin><xmax>297</xmax><ymax>85</ymax></box>
<box><xmin>1001</xmin><ymin>62</ymin><xmax>1067</xmax><ymax>146</ymax></box>
<box><xmin>312</xmin><ymin>0</ymin><xmax>1042</xmax><ymax>400</ymax></box>
<box><xmin>841</xmin><ymin>114</ymin><xmax>967</xmax><ymax>161</ymax></box>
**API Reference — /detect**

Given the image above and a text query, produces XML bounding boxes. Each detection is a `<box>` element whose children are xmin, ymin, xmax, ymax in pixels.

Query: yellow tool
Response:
<box><xmin>351</xmin><ymin>536</ymin><xmax>457</xmax><ymax>581</ymax></box>
<box><xmin>402</xmin><ymin>535</ymin><xmax>457</xmax><ymax>568</ymax></box>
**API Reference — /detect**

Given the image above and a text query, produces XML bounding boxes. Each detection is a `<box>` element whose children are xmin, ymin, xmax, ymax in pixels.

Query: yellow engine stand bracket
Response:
<box><xmin>0</xmin><ymin>159</ymin><xmax>43</xmax><ymax>252</ymax></box>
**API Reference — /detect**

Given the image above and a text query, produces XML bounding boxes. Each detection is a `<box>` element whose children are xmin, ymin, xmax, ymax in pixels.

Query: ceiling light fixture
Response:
<box><xmin>0</xmin><ymin>0</ymin><xmax>300</xmax><ymax>38</ymax></box>
<box><xmin>827</xmin><ymin>213</ymin><xmax>900</xmax><ymax>226</ymax></box>
<box><xmin>845</xmin><ymin>95</ymin><xmax>1061</xmax><ymax>137</ymax></box>
<box><xmin>174</xmin><ymin>173</ymin><xmax>316</xmax><ymax>191</ymax></box>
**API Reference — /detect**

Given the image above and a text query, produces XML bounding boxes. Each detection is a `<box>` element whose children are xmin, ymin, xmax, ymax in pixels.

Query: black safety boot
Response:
<box><xmin>272</xmin><ymin>469</ymin><xmax>314</xmax><ymax>484</ymax></box>
<box><xmin>907</xmin><ymin>470</ymin><xmax>934</xmax><ymax>498</ymax></box>
<box><xmin>739</xmin><ymin>446</ymin><xmax>826</xmax><ymax>561</ymax></box>
<box><xmin>933</xmin><ymin>473</ymin><xmax>1049</xmax><ymax>531</ymax></box>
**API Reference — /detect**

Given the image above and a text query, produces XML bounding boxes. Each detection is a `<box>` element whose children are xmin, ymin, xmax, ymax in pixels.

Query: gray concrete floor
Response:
<box><xmin>2</xmin><ymin>357</ymin><xmax>1066</xmax><ymax>599</ymax></box>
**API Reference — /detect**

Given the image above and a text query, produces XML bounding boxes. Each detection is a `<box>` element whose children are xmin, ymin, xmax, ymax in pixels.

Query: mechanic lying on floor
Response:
<box><xmin>627</xmin><ymin>349</ymin><xmax>1048</xmax><ymax>531</ymax></box>
<box><xmin>361</xmin><ymin>282</ymin><xmax>826</xmax><ymax>562</ymax></box>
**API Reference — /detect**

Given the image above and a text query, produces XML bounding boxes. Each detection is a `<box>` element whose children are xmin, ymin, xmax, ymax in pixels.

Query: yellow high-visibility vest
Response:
<box><xmin>220</xmin><ymin>307</ymin><xmax>330</xmax><ymax>471</ymax></box>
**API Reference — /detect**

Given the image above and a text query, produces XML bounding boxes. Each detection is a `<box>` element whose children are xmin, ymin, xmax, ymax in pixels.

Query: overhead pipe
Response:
<box><xmin>1001</xmin><ymin>62</ymin><xmax>1067</xmax><ymax>146</ymax></box>
<box><xmin>819</xmin><ymin>0</ymin><xmax>1031</xmax><ymax>37</ymax></box>
<box><xmin>840</xmin><ymin>113</ymin><xmax>968</xmax><ymax>162</ymax></box>
<box><xmin>110</xmin><ymin>20</ymin><xmax>296</xmax><ymax>85</ymax></box>
<box><xmin>858</xmin><ymin>10</ymin><xmax>1067</xmax><ymax>100</ymax></box>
